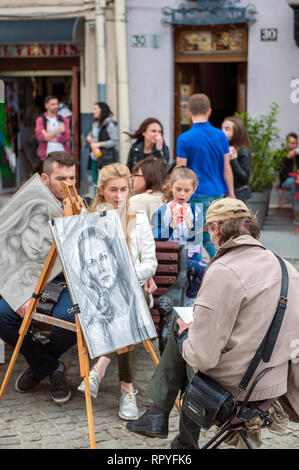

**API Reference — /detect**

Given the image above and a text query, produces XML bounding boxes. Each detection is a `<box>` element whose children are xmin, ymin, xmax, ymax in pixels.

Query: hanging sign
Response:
<box><xmin>0</xmin><ymin>43</ymin><xmax>80</xmax><ymax>58</ymax></box>
<box><xmin>162</xmin><ymin>1</ymin><xmax>257</xmax><ymax>26</ymax></box>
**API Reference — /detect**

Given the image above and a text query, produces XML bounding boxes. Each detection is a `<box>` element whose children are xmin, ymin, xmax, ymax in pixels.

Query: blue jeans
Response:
<box><xmin>91</xmin><ymin>159</ymin><xmax>98</xmax><ymax>185</ymax></box>
<box><xmin>0</xmin><ymin>280</ymin><xmax>76</xmax><ymax>380</ymax></box>
<box><xmin>190</xmin><ymin>195</ymin><xmax>223</xmax><ymax>258</ymax></box>
<box><xmin>281</xmin><ymin>177</ymin><xmax>299</xmax><ymax>212</ymax></box>
<box><xmin>187</xmin><ymin>253</ymin><xmax>208</xmax><ymax>298</ymax></box>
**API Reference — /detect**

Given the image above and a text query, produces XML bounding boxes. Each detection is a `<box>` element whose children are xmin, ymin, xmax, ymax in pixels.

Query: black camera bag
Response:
<box><xmin>181</xmin><ymin>371</ymin><xmax>235</xmax><ymax>430</ymax></box>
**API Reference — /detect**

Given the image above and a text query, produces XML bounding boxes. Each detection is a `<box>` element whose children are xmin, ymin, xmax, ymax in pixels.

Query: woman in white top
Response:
<box><xmin>130</xmin><ymin>157</ymin><xmax>167</xmax><ymax>222</ymax></box>
<box><xmin>78</xmin><ymin>163</ymin><xmax>157</xmax><ymax>421</ymax></box>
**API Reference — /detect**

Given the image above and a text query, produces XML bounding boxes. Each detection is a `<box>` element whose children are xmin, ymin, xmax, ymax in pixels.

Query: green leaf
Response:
<box><xmin>235</xmin><ymin>103</ymin><xmax>287</xmax><ymax>192</ymax></box>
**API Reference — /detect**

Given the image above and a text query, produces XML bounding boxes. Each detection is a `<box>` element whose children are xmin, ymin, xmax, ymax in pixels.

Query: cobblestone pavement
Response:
<box><xmin>0</xmin><ymin>201</ymin><xmax>298</xmax><ymax>449</ymax></box>
<box><xmin>1</xmin><ymin>333</ymin><xmax>299</xmax><ymax>450</ymax></box>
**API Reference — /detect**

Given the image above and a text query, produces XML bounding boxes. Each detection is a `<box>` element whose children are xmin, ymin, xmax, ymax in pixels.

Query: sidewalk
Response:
<box><xmin>0</xmin><ymin>209</ymin><xmax>298</xmax><ymax>450</ymax></box>
<box><xmin>260</xmin><ymin>208</ymin><xmax>299</xmax><ymax>265</ymax></box>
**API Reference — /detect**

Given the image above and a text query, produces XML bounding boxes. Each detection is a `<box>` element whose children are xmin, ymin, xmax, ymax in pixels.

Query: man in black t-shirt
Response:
<box><xmin>279</xmin><ymin>133</ymin><xmax>299</xmax><ymax>220</ymax></box>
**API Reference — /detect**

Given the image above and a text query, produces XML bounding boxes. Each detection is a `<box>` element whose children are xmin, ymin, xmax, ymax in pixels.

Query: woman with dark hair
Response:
<box><xmin>126</xmin><ymin>118</ymin><xmax>170</xmax><ymax>171</ymax></box>
<box><xmin>130</xmin><ymin>157</ymin><xmax>167</xmax><ymax>220</ymax></box>
<box><xmin>87</xmin><ymin>102</ymin><xmax>119</xmax><ymax>184</ymax></box>
<box><xmin>221</xmin><ymin>116</ymin><xmax>252</xmax><ymax>203</ymax></box>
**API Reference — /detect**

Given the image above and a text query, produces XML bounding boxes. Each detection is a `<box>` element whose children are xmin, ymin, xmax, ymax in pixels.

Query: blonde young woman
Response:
<box><xmin>78</xmin><ymin>163</ymin><xmax>157</xmax><ymax>420</ymax></box>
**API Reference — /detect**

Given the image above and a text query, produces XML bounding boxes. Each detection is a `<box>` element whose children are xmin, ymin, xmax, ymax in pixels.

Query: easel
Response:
<box><xmin>0</xmin><ymin>183</ymin><xmax>97</xmax><ymax>448</ymax></box>
<box><xmin>0</xmin><ymin>182</ymin><xmax>179</xmax><ymax>450</ymax></box>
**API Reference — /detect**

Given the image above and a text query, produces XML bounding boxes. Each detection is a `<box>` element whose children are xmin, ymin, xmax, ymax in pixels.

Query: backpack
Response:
<box><xmin>42</xmin><ymin>114</ymin><xmax>64</xmax><ymax>129</ymax></box>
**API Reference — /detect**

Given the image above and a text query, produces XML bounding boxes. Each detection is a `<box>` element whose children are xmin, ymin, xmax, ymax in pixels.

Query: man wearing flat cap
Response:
<box><xmin>126</xmin><ymin>198</ymin><xmax>299</xmax><ymax>448</ymax></box>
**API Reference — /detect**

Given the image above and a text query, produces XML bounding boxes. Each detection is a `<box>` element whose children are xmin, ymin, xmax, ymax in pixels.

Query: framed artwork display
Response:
<box><xmin>50</xmin><ymin>210</ymin><xmax>157</xmax><ymax>359</ymax></box>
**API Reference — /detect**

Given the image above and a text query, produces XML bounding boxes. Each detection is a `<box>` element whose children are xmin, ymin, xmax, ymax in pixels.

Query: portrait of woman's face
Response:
<box><xmin>20</xmin><ymin>214</ymin><xmax>53</xmax><ymax>261</ymax></box>
<box><xmin>92</xmin><ymin>237</ymin><xmax>117</xmax><ymax>290</ymax></box>
<box><xmin>0</xmin><ymin>174</ymin><xmax>64</xmax><ymax>312</ymax></box>
<box><xmin>50</xmin><ymin>210</ymin><xmax>157</xmax><ymax>359</ymax></box>
<box><xmin>81</xmin><ymin>234</ymin><xmax>118</xmax><ymax>292</ymax></box>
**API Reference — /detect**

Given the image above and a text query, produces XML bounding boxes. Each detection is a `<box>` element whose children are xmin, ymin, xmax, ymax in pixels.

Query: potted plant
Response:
<box><xmin>235</xmin><ymin>103</ymin><xmax>286</xmax><ymax>228</ymax></box>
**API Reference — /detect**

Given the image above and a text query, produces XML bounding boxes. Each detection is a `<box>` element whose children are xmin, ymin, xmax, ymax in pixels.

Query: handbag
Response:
<box><xmin>181</xmin><ymin>254</ymin><xmax>289</xmax><ymax>433</ymax></box>
<box><xmin>36</xmin><ymin>282</ymin><xmax>65</xmax><ymax>316</ymax></box>
<box><xmin>95</xmin><ymin>147</ymin><xmax>117</xmax><ymax>169</ymax></box>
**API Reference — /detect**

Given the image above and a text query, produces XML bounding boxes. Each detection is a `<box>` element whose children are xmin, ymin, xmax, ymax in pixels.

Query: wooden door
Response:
<box><xmin>237</xmin><ymin>62</ymin><xmax>247</xmax><ymax>114</ymax></box>
<box><xmin>174</xmin><ymin>63</ymin><xmax>196</xmax><ymax>152</ymax></box>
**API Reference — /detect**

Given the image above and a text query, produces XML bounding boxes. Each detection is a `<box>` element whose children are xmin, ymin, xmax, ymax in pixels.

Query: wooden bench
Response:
<box><xmin>150</xmin><ymin>241</ymin><xmax>187</xmax><ymax>335</ymax></box>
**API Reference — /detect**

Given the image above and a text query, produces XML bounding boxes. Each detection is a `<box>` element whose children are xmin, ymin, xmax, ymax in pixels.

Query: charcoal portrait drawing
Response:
<box><xmin>0</xmin><ymin>174</ymin><xmax>63</xmax><ymax>310</ymax></box>
<box><xmin>51</xmin><ymin>211</ymin><xmax>157</xmax><ymax>358</ymax></box>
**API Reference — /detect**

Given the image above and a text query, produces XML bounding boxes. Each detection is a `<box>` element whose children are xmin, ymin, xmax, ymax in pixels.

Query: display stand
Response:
<box><xmin>0</xmin><ymin>182</ymin><xmax>179</xmax><ymax>451</ymax></box>
<box><xmin>0</xmin><ymin>183</ymin><xmax>97</xmax><ymax>448</ymax></box>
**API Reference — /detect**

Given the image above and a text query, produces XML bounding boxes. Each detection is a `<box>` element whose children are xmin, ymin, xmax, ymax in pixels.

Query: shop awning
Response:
<box><xmin>0</xmin><ymin>17</ymin><xmax>85</xmax><ymax>48</ymax></box>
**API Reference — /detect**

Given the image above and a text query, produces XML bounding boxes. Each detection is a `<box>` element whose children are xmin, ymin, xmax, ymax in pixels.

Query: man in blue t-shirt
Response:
<box><xmin>176</xmin><ymin>93</ymin><xmax>235</xmax><ymax>257</ymax></box>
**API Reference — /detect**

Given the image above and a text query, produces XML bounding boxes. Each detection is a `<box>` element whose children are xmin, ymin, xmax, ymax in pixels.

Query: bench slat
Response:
<box><xmin>156</xmin><ymin>264</ymin><xmax>178</xmax><ymax>274</ymax></box>
<box><xmin>153</xmin><ymin>275</ymin><xmax>177</xmax><ymax>285</ymax></box>
<box><xmin>155</xmin><ymin>241</ymin><xmax>180</xmax><ymax>252</ymax></box>
<box><xmin>150</xmin><ymin>241</ymin><xmax>182</xmax><ymax>335</ymax></box>
<box><xmin>153</xmin><ymin>287</ymin><xmax>169</xmax><ymax>297</ymax></box>
<box><xmin>156</xmin><ymin>253</ymin><xmax>178</xmax><ymax>263</ymax></box>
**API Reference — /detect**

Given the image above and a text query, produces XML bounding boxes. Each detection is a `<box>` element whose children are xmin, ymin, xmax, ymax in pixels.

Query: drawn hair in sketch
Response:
<box><xmin>77</xmin><ymin>222</ymin><xmax>152</xmax><ymax>350</ymax></box>
<box><xmin>0</xmin><ymin>200</ymin><xmax>53</xmax><ymax>292</ymax></box>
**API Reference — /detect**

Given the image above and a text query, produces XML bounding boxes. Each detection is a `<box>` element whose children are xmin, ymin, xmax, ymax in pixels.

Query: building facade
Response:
<box><xmin>0</xmin><ymin>0</ymin><xmax>127</xmax><ymax>194</ymax></box>
<box><xmin>126</xmin><ymin>0</ymin><xmax>299</xmax><ymax>160</ymax></box>
<box><xmin>0</xmin><ymin>0</ymin><xmax>298</xmax><ymax>195</ymax></box>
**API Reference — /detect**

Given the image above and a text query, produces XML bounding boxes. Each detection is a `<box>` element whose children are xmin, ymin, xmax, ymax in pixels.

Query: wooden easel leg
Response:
<box><xmin>143</xmin><ymin>340</ymin><xmax>180</xmax><ymax>412</ymax></box>
<box><xmin>75</xmin><ymin>315</ymin><xmax>96</xmax><ymax>449</ymax></box>
<box><xmin>143</xmin><ymin>340</ymin><xmax>159</xmax><ymax>366</ymax></box>
<box><xmin>0</xmin><ymin>302</ymin><xmax>35</xmax><ymax>401</ymax></box>
<box><xmin>0</xmin><ymin>244</ymin><xmax>58</xmax><ymax>402</ymax></box>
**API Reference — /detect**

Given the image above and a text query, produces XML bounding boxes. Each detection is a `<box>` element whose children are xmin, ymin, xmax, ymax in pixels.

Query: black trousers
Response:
<box><xmin>147</xmin><ymin>314</ymin><xmax>200</xmax><ymax>447</ymax></box>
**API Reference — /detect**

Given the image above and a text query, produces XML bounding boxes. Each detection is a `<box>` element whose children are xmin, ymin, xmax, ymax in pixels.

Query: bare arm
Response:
<box><xmin>176</xmin><ymin>157</ymin><xmax>187</xmax><ymax>167</ymax></box>
<box><xmin>224</xmin><ymin>153</ymin><xmax>235</xmax><ymax>198</ymax></box>
<box><xmin>42</xmin><ymin>123</ymin><xmax>65</xmax><ymax>142</ymax></box>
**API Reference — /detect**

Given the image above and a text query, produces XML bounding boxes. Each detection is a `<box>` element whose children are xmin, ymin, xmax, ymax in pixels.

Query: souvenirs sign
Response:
<box><xmin>0</xmin><ymin>43</ymin><xmax>79</xmax><ymax>58</ymax></box>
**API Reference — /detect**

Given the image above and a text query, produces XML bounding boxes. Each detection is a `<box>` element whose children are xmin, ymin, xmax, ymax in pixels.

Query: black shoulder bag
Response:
<box><xmin>181</xmin><ymin>254</ymin><xmax>289</xmax><ymax>432</ymax></box>
<box><xmin>36</xmin><ymin>282</ymin><xmax>65</xmax><ymax>316</ymax></box>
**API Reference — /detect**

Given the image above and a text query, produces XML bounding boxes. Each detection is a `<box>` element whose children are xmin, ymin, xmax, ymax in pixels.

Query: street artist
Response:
<box><xmin>127</xmin><ymin>197</ymin><xmax>299</xmax><ymax>448</ymax></box>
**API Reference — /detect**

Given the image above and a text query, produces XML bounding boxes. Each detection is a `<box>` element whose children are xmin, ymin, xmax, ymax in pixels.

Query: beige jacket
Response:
<box><xmin>182</xmin><ymin>235</ymin><xmax>299</xmax><ymax>414</ymax></box>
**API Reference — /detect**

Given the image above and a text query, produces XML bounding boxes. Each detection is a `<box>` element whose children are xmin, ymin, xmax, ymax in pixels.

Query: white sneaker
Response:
<box><xmin>119</xmin><ymin>388</ymin><xmax>139</xmax><ymax>421</ymax></box>
<box><xmin>77</xmin><ymin>369</ymin><xmax>101</xmax><ymax>399</ymax></box>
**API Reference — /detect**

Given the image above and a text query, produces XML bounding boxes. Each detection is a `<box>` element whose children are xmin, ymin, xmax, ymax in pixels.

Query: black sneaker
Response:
<box><xmin>15</xmin><ymin>368</ymin><xmax>41</xmax><ymax>393</ymax></box>
<box><xmin>49</xmin><ymin>362</ymin><xmax>71</xmax><ymax>404</ymax></box>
